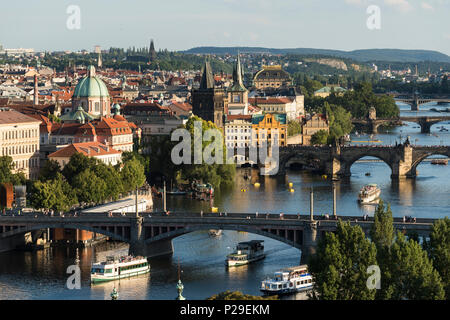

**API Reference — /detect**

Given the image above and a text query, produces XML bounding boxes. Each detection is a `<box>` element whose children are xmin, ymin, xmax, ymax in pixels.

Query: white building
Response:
<box><xmin>224</xmin><ymin>115</ymin><xmax>253</xmax><ymax>165</ymax></box>
<box><xmin>0</xmin><ymin>108</ymin><xmax>41</xmax><ymax>179</ymax></box>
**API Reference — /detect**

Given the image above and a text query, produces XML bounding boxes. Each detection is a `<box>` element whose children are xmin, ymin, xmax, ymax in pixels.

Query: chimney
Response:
<box><xmin>33</xmin><ymin>74</ymin><xmax>39</xmax><ymax>106</ymax></box>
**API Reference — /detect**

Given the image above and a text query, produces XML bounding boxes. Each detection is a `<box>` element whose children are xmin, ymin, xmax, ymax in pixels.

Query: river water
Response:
<box><xmin>0</xmin><ymin>103</ymin><xmax>449</xmax><ymax>300</ymax></box>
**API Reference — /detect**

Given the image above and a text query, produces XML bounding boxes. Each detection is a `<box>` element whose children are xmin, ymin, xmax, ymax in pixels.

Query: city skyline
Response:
<box><xmin>0</xmin><ymin>0</ymin><xmax>449</xmax><ymax>55</ymax></box>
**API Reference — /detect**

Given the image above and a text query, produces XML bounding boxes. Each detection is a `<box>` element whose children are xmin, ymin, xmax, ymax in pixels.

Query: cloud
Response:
<box><xmin>384</xmin><ymin>0</ymin><xmax>413</xmax><ymax>12</ymax></box>
<box><xmin>421</xmin><ymin>2</ymin><xmax>435</xmax><ymax>10</ymax></box>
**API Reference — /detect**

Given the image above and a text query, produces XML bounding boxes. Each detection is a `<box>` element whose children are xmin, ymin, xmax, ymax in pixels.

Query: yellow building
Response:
<box><xmin>251</xmin><ymin>113</ymin><xmax>287</xmax><ymax>147</ymax></box>
<box><xmin>0</xmin><ymin>108</ymin><xmax>41</xmax><ymax>179</ymax></box>
<box><xmin>253</xmin><ymin>65</ymin><xmax>291</xmax><ymax>89</ymax></box>
<box><xmin>302</xmin><ymin>114</ymin><xmax>329</xmax><ymax>145</ymax></box>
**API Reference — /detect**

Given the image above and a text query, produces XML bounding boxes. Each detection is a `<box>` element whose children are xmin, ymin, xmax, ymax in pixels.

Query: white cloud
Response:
<box><xmin>384</xmin><ymin>0</ymin><xmax>413</xmax><ymax>12</ymax></box>
<box><xmin>421</xmin><ymin>2</ymin><xmax>435</xmax><ymax>10</ymax></box>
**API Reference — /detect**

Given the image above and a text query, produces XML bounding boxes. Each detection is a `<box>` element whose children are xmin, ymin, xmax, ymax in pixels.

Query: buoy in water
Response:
<box><xmin>288</xmin><ymin>182</ymin><xmax>293</xmax><ymax>188</ymax></box>
<box><xmin>289</xmin><ymin>188</ymin><xmax>295</xmax><ymax>193</ymax></box>
<box><xmin>322</xmin><ymin>175</ymin><xmax>327</xmax><ymax>179</ymax></box>
<box><xmin>211</xmin><ymin>207</ymin><xmax>218</xmax><ymax>213</ymax></box>
<box><xmin>254</xmin><ymin>182</ymin><xmax>260</xmax><ymax>187</ymax></box>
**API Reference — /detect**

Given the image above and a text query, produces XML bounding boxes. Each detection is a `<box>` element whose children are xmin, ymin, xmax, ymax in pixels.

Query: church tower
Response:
<box><xmin>191</xmin><ymin>59</ymin><xmax>227</xmax><ymax>128</ymax></box>
<box><xmin>149</xmin><ymin>39</ymin><xmax>157</xmax><ymax>63</ymax></box>
<box><xmin>227</xmin><ymin>54</ymin><xmax>248</xmax><ymax>115</ymax></box>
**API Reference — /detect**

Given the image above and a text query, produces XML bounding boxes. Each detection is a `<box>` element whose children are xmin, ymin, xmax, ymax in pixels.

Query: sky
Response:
<box><xmin>0</xmin><ymin>0</ymin><xmax>449</xmax><ymax>55</ymax></box>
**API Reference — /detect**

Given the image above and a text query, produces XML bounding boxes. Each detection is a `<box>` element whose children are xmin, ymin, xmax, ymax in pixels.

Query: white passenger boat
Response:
<box><xmin>260</xmin><ymin>265</ymin><xmax>313</xmax><ymax>295</ymax></box>
<box><xmin>208</xmin><ymin>229</ymin><xmax>222</xmax><ymax>237</ymax></box>
<box><xmin>226</xmin><ymin>240</ymin><xmax>265</xmax><ymax>267</ymax></box>
<box><xmin>91</xmin><ymin>255</ymin><xmax>150</xmax><ymax>284</ymax></box>
<box><xmin>358</xmin><ymin>184</ymin><xmax>381</xmax><ymax>204</ymax></box>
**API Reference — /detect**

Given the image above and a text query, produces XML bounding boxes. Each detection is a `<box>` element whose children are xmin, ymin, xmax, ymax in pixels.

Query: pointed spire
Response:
<box><xmin>200</xmin><ymin>58</ymin><xmax>214</xmax><ymax>89</ymax></box>
<box><xmin>229</xmin><ymin>53</ymin><xmax>247</xmax><ymax>92</ymax></box>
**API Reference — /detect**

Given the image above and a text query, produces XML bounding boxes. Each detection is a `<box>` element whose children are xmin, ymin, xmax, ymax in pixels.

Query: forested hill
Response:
<box><xmin>182</xmin><ymin>47</ymin><xmax>450</xmax><ymax>63</ymax></box>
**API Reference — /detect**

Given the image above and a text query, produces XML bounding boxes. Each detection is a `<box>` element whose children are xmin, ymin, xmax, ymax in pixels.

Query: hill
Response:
<box><xmin>182</xmin><ymin>47</ymin><xmax>450</xmax><ymax>63</ymax></box>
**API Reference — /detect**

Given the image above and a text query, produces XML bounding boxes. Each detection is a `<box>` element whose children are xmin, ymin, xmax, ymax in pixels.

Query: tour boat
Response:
<box><xmin>260</xmin><ymin>265</ymin><xmax>314</xmax><ymax>295</ymax></box>
<box><xmin>358</xmin><ymin>184</ymin><xmax>381</xmax><ymax>204</ymax></box>
<box><xmin>431</xmin><ymin>159</ymin><xmax>448</xmax><ymax>165</ymax></box>
<box><xmin>208</xmin><ymin>229</ymin><xmax>222</xmax><ymax>237</ymax></box>
<box><xmin>226</xmin><ymin>240</ymin><xmax>265</xmax><ymax>267</ymax></box>
<box><xmin>90</xmin><ymin>255</ymin><xmax>150</xmax><ymax>284</ymax></box>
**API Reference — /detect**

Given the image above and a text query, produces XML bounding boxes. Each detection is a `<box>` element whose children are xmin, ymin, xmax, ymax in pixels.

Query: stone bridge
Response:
<box><xmin>353</xmin><ymin>116</ymin><xmax>450</xmax><ymax>134</ymax></box>
<box><xmin>0</xmin><ymin>212</ymin><xmax>438</xmax><ymax>264</ymax></box>
<box><xmin>277</xmin><ymin>143</ymin><xmax>450</xmax><ymax>179</ymax></box>
<box><xmin>393</xmin><ymin>94</ymin><xmax>450</xmax><ymax>111</ymax></box>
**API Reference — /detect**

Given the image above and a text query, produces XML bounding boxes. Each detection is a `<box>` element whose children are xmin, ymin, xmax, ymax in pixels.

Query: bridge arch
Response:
<box><xmin>410</xmin><ymin>151</ymin><xmax>450</xmax><ymax>176</ymax></box>
<box><xmin>0</xmin><ymin>223</ymin><xmax>130</xmax><ymax>243</ymax></box>
<box><xmin>278</xmin><ymin>150</ymin><xmax>327</xmax><ymax>174</ymax></box>
<box><xmin>343</xmin><ymin>153</ymin><xmax>394</xmax><ymax>177</ymax></box>
<box><xmin>143</xmin><ymin>224</ymin><xmax>303</xmax><ymax>250</ymax></box>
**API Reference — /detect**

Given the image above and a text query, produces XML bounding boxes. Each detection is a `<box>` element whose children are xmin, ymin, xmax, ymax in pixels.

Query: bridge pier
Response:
<box><xmin>128</xmin><ymin>217</ymin><xmax>174</xmax><ymax>257</ymax></box>
<box><xmin>300</xmin><ymin>221</ymin><xmax>318</xmax><ymax>265</ymax></box>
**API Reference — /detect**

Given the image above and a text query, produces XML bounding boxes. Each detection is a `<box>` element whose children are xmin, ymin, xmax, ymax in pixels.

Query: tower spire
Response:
<box><xmin>199</xmin><ymin>58</ymin><xmax>214</xmax><ymax>89</ymax></box>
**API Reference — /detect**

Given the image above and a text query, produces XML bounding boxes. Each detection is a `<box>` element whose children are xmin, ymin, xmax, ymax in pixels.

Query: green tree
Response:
<box><xmin>180</xmin><ymin>116</ymin><xmax>235</xmax><ymax>188</ymax></box>
<box><xmin>425</xmin><ymin>217</ymin><xmax>450</xmax><ymax>299</ymax></box>
<box><xmin>0</xmin><ymin>156</ymin><xmax>27</xmax><ymax>185</ymax></box>
<box><xmin>309</xmin><ymin>220</ymin><xmax>378</xmax><ymax>300</ymax></box>
<box><xmin>93</xmin><ymin>163</ymin><xmax>123</xmax><ymax>201</ymax></box>
<box><xmin>288</xmin><ymin>120</ymin><xmax>302</xmax><ymax>136</ymax></box>
<box><xmin>207</xmin><ymin>290</ymin><xmax>278</xmax><ymax>300</ymax></box>
<box><xmin>39</xmin><ymin>160</ymin><xmax>61</xmax><ymax>181</ymax></box>
<box><xmin>30</xmin><ymin>173</ymin><xmax>77</xmax><ymax>211</ymax></box>
<box><xmin>72</xmin><ymin>169</ymin><xmax>107</xmax><ymax>204</ymax></box>
<box><xmin>370</xmin><ymin>200</ymin><xmax>395</xmax><ymax>249</ymax></box>
<box><xmin>62</xmin><ymin>153</ymin><xmax>98</xmax><ymax>184</ymax></box>
<box><xmin>120</xmin><ymin>156</ymin><xmax>146</xmax><ymax>193</ymax></box>
<box><xmin>310</xmin><ymin>130</ymin><xmax>329</xmax><ymax>145</ymax></box>
<box><xmin>384</xmin><ymin>232</ymin><xmax>445</xmax><ymax>300</ymax></box>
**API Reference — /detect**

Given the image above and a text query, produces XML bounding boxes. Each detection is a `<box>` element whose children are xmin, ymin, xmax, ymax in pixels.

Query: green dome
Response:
<box><xmin>73</xmin><ymin>65</ymin><xmax>110</xmax><ymax>98</ymax></box>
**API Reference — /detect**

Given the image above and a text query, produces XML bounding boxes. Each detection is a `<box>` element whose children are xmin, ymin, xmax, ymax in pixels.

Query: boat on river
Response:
<box><xmin>260</xmin><ymin>265</ymin><xmax>313</xmax><ymax>295</ymax></box>
<box><xmin>358</xmin><ymin>184</ymin><xmax>381</xmax><ymax>204</ymax></box>
<box><xmin>226</xmin><ymin>240</ymin><xmax>265</xmax><ymax>267</ymax></box>
<box><xmin>91</xmin><ymin>255</ymin><xmax>150</xmax><ymax>284</ymax></box>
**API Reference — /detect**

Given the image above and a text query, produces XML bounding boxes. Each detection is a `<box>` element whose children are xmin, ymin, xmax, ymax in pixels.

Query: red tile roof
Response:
<box><xmin>49</xmin><ymin>141</ymin><xmax>121</xmax><ymax>158</ymax></box>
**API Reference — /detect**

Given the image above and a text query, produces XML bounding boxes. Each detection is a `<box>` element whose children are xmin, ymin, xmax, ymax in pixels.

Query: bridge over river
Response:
<box><xmin>0</xmin><ymin>210</ymin><xmax>438</xmax><ymax>263</ymax></box>
<box><xmin>352</xmin><ymin>116</ymin><xmax>450</xmax><ymax>134</ymax></box>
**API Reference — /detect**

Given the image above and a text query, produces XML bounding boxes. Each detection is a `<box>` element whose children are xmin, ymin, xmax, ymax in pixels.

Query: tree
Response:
<box><xmin>120</xmin><ymin>156</ymin><xmax>146</xmax><ymax>193</ymax></box>
<box><xmin>0</xmin><ymin>156</ymin><xmax>27</xmax><ymax>185</ymax></box>
<box><xmin>288</xmin><ymin>120</ymin><xmax>302</xmax><ymax>136</ymax></box>
<box><xmin>180</xmin><ymin>116</ymin><xmax>235</xmax><ymax>188</ymax></box>
<box><xmin>72</xmin><ymin>169</ymin><xmax>107</xmax><ymax>204</ymax></box>
<box><xmin>93</xmin><ymin>163</ymin><xmax>123</xmax><ymax>201</ymax></box>
<box><xmin>30</xmin><ymin>173</ymin><xmax>77</xmax><ymax>211</ymax></box>
<box><xmin>384</xmin><ymin>232</ymin><xmax>445</xmax><ymax>300</ymax></box>
<box><xmin>425</xmin><ymin>217</ymin><xmax>450</xmax><ymax>299</ymax></box>
<box><xmin>39</xmin><ymin>160</ymin><xmax>61</xmax><ymax>181</ymax></box>
<box><xmin>309</xmin><ymin>220</ymin><xmax>378</xmax><ymax>300</ymax></box>
<box><xmin>310</xmin><ymin>130</ymin><xmax>329</xmax><ymax>145</ymax></box>
<box><xmin>207</xmin><ymin>290</ymin><xmax>277</xmax><ymax>300</ymax></box>
<box><xmin>62</xmin><ymin>153</ymin><xmax>98</xmax><ymax>184</ymax></box>
<box><xmin>370</xmin><ymin>200</ymin><xmax>395</xmax><ymax>249</ymax></box>
<box><xmin>370</xmin><ymin>200</ymin><xmax>395</xmax><ymax>299</ymax></box>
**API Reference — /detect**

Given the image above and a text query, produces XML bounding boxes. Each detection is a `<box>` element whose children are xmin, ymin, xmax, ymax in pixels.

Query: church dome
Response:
<box><xmin>73</xmin><ymin>65</ymin><xmax>110</xmax><ymax>98</ymax></box>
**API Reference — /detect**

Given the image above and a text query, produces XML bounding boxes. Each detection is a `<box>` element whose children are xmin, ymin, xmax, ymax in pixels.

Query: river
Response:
<box><xmin>0</xmin><ymin>102</ymin><xmax>448</xmax><ymax>300</ymax></box>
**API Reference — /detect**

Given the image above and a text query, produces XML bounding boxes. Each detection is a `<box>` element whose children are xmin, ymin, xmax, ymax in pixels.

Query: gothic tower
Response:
<box><xmin>191</xmin><ymin>59</ymin><xmax>227</xmax><ymax>128</ymax></box>
<box><xmin>149</xmin><ymin>39</ymin><xmax>157</xmax><ymax>63</ymax></box>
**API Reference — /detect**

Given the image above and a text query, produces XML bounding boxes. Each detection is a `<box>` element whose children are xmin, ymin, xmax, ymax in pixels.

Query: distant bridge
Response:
<box><xmin>393</xmin><ymin>94</ymin><xmax>450</xmax><ymax>111</ymax></box>
<box><xmin>0</xmin><ymin>212</ymin><xmax>438</xmax><ymax>263</ymax></box>
<box><xmin>277</xmin><ymin>143</ymin><xmax>450</xmax><ymax>178</ymax></box>
<box><xmin>352</xmin><ymin>116</ymin><xmax>450</xmax><ymax>134</ymax></box>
